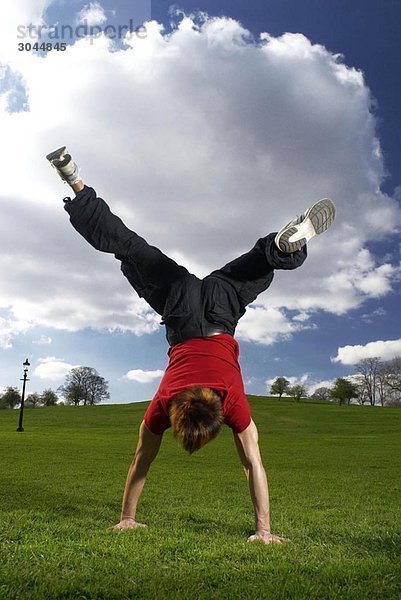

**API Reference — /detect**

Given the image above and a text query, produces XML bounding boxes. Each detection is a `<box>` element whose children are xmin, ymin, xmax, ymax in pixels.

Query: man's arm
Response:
<box><xmin>113</xmin><ymin>420</ymin><xmax>163</xmax><ymax>530</ymax></box>
<box><xmin>233</xmin><ymin>419</ymin><xmax>287</xmax><ymax>544</ymax></box>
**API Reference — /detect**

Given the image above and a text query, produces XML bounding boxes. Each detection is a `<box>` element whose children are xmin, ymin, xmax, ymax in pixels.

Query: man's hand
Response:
<box><xmin>113</xmin><ymin>518</ymin><xmax>148</xmax><ymax>531</ymax></box>
<box><xmin>247</xmin><ymin>531</ymin><xmax>289</xmax><ymax>544</ymax></box>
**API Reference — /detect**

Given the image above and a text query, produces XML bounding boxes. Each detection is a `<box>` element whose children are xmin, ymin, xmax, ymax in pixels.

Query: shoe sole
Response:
<box><xmin>278</xmin><ymin>199</ymin><xmax>336</xmax><ymax>253</ymax></box>
<box><xmin>46</xmin><ymin>146</ymin><xmax>67</xmax><ymax>165</ymax></box>
<box><xmin>46</xmin><ymin>146</ymin><xmax>81</xmax><ymax>185</ymax></box>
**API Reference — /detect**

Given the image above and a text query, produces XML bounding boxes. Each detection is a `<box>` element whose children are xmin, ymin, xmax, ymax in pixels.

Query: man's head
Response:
<box><xmin>169</xmin><ymin>386</ymin><xmax>224</xmax><ymax>454</ymax></box>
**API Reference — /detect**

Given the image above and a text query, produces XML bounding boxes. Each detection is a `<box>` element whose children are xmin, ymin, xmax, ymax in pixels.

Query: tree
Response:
<box><xmin>59</xmin><ymin>380</ymin><xmax>84</xmax><ymax>406</ymax></box>
<box><xmin>288</xmin><ymin>384</ymin><xmax>307</xmax><ymax>402</ymax></box>
<box><xmin>59</xmin><ymin>366</ymin><xmax>110</xmax><ymax>406</ymax></box>
<box><xmin>312</xmin><ymin>387</ymin><xmax>331</xmax><ymax>402</ymax></box>
<box><xmin>58</xmin><ymin>368</ymin><xmax>87</xmax><ymax>406</ymax></box>
<box><xmin>86</xmin><ymin>373</ymin><xmax>110</xmax><ymax>405</ymax></box>
<box><xmin>330</xmin><ymin>378</ymin><xmax>359</xmax><ymax>405</ymax></box>
<box><xmin>385</xmin><ymin>389</ymin><xmax>401</xmax><ymax>407</ymax></box>
<box><xmin>354</xmin><ymin>357</ymin><xmax>381</xmax><ymax>406</ymax></box>
<box><xmin>40</xmin><ymin>388</ymin><xmax>59</xmax><ymax>406</ymax></box>
<box><xmin>0</xmin><ymin>386</ymin><xmax>21</xmax><ymax>409</ymax></box>
<box><xmin>384</xmin><ymin>357</ymin><xmax>401</xmax><ymax>395</ymax></box>
<box><xmin>355</xmin><ymin>384</ymin><xmax>369</xmax><ymax>405</ymax></box>
<box><xmin>375</xmin><ymin>363</ymin><xmax>389</xmax><ymax>407</ymax></box>
<box><xmin>378</xmin><ymin>357</ymin><xmax>401</xmax><ymax>407</ymax></box>
<box><xmin>25</xmin><ymin>392</ymin><xmax>41</xmax><ymax>408</ymax></box>
<box><xmin>270</xmin><ymin>377</ymin><xmax>290</xmax><ymax>400</ymax></box>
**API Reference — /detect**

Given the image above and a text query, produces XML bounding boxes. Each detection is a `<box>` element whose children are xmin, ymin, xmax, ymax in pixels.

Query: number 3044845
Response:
<box><xmin>18</xmin><ymin>42</ymin><xmax>67</xmax><ymax>51</ymax></box>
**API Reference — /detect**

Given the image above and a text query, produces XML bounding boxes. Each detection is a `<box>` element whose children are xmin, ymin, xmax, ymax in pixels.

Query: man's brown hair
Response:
<box><xmin>169</xmin><ymin>386</ymin><xmax>224</xmax><ymax>454</ymax></box>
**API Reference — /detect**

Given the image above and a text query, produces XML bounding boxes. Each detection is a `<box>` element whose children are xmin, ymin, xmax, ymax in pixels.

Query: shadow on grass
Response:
<box><xmin>180</xmin><ymin>513</ymin><xmax>248</xmax><ymax>537</ymax></box>
<box><xmin>0</xmin><ymin>476</ymin><xmax>120</xmax><ymax>521</ymax></box>
<box><xmin>351</xmin><ymin>533</ymin><xmax>401</xmax><ymax>557</ymax></box>
<box><xmin>305</xmin><ymin>527</ymin><xmax>401</xmax><ymax>559</ymax></box>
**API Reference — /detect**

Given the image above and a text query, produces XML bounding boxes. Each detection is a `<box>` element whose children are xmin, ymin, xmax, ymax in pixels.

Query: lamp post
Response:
<box><xmin>16</xmin><ymin>358</ymin><xmax>30</xmax><ymax>432</ymax></box>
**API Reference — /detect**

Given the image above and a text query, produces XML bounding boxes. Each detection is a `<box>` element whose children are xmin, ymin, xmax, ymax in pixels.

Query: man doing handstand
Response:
<box><xmin>47</xmin><ymin>146</ymin><xmax>335</xmax><ymax>544</ymax></box>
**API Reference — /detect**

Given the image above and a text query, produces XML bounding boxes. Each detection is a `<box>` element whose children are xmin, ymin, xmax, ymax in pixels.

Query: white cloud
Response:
<box><xmin>307</xmin><ymin>379</ymin><xmax>337</xmax><ymax>394</ymax></box>
<box><xmin>0</xmin><ymin>316</ymin><xmax>30</xmax><ymax>349</ymax></box>
<box><xmin>332</xmin><ymin>339</ymin><xmax>401</xmax><ymax>365</ymax></box>
<box><xmin>34</xmin><ymin>356</ymin><xmax>77</xmax><ymax>380</ymax></box>
<box><xmin>32</xmin><ymin>335</ymin><xmax>52</xmax><ymax>345</ymax></box>
<box><xmin>123</xmin><ymin>369</ymin><xmax>164</xmax><ymax>383</ymax></box>
<box><xmin>360</xmin><ymin>307</ymin><xmax>386</xmax><ymax>323</ymax></box>
<box><xmin>0</xmin><ymin>0</ymin><xmax>53</xmax><ymax>64</ymax></box>
<box><xmin>0</xmin><ymin>12</ymin><xmax>400</xmax><ymax>347</ymax></box>
<box><xmin>77</xmin><ymin>2</ymin><xmax>107</xmax><ymax>27</ymax></box>
<box><xmin>236</xmin><ymin>306</ymin><xmax>314</xmax><ymax>345</ymax></box>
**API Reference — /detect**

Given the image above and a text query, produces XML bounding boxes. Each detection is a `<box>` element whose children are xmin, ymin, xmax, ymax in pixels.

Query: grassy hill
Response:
<box><xmin>0</xmin><ymin>397</ymin><xmax>400</xmax><ymax>599</ymax></box>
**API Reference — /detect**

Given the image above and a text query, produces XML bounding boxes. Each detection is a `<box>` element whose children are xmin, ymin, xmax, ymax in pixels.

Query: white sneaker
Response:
<box><xmin>46</xmin><ymin>146</ymin><xmax>81</xmax><ymax>185</ymax></box>
<box><xmin>275</xmin><ymin>199</ymin><xmax>336</xmax><ymax>253</ymax></box>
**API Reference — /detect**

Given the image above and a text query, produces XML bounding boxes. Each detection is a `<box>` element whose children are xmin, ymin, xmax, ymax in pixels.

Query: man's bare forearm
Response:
<box><xmin>234</xmin><ymin>422</ymin><xmax>285</xmax><ymax>544</ymax></box>
<box><xmin>120</xmin><ymin>457</ymin><xmax>149</xmax><ymax>519</ymax></box>
<box><xmin>118</xmin><ymin>421</ymin><xmax>162</xmax><ymax>522</ymax></box>
<box><xmin>246</xmin><ymin>461</ymin><xmax>271</xmax><ymax>532</ymax></box>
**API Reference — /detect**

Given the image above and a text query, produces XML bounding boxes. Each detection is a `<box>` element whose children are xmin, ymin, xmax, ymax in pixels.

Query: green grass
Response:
<box><xmin>1</xmin><ymin>397</ymin><xmax>400</xmax><ymax>599</ymax></box>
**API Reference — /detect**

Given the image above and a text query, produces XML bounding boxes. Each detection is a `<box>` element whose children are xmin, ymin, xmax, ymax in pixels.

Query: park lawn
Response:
<box><xmin>0</xmin><ymin>397</ymin><xmax>400</xmax><ymax>600</ymax></box>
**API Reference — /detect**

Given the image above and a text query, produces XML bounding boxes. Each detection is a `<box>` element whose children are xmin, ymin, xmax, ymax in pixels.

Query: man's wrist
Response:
<box><xmin>121</xmin><ymin>515</ymin><xmax>136</xmax><ymax>521</ymax></box>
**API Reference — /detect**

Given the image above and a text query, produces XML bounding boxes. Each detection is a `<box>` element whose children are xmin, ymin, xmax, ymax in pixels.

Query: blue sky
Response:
<box><xmin>0</xmin><ymin>0</ymin><xmax>400</xmax><ymax>405</ymax></box>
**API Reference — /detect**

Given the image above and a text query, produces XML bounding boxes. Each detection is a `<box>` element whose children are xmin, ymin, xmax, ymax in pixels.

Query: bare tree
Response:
<box><xmin>312</xmin><ymin>387</ymin><xmax>331</xmax><ymax>402</ymax></box>
<box><xmin>58</xmin><ymin>380</ymin><xmax>84</xmax><ymax>406</ymax></box>
<box><xmin>383</xmin><ymin>357</ymin><xmax>401</xmax><ymax>406</ymax></box>
<box><xmin>355</xmin><ymin>384</ymin><xmax>369</xmax><ymax>405</ymax></box>
<box><xmin>86</xmin><ymin>373</ymin><xmax>110</xmax><ymax>405</ymax></box>
<box><xmin>59</xmin><ymin>367</ymin><xmax>89</xmax><ymax>406</ymax></box>
<box><xmin>59</xmin><ymin>366</ymin><xmax>109</xmax><ymax>406</ymax></box>
<box><xmin>354</xmin><ymin>357</ymin><xmax>381</xmax><ymax>406</ymax></box>
<box><xmin>376</xmin><ymin>363</ymin><xmax>390</xmax><ymax>407</ymax></box>
<box><xmin>385</xmin><ymin>389</ymin><xmax>401</xmax><ymax>407</ymax></box>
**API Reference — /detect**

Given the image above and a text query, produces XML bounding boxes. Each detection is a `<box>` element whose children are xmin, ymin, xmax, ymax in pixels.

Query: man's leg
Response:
<box><xmin>209</xmin><ymin>233</ymin><xmax>307</xmax><ymax>310</ymax></box>
<box><xmin>209</xmin><ymin>199</ymin><xmax>335</xmax><ymax>311</ymax></box>
<box><xmin>47</xmin><ymin>147</ymin><xmax>189</xmax><ymax>315</ymax></box>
